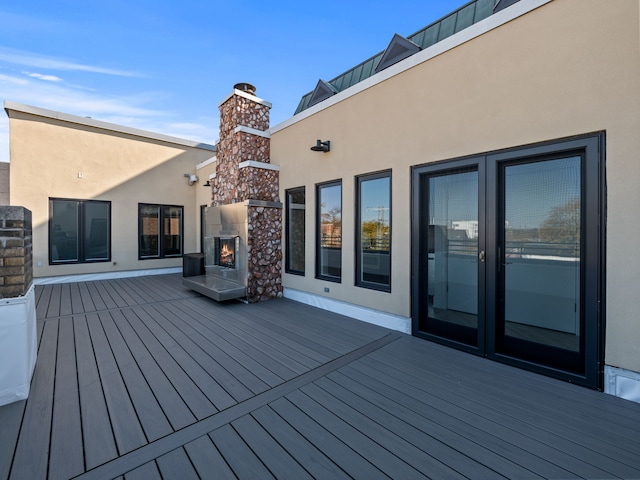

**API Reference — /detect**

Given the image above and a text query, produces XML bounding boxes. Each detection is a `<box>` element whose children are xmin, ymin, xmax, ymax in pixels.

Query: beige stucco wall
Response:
<box><xmin>195</xmin><ymin>157</ymin><xmax>217</xmax><ymax>251</ymax></box>
<box><xmin>272</xmin><ymin>0</ymin><xmax>640</xmax><ymax>372</ymax></box>
<box><xmin>7</xmin><ymin>110</ymin><xmax>215</xmax><ymax>278</ymax></box>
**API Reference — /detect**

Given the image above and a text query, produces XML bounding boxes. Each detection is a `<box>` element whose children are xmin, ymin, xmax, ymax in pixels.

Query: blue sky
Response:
<box><xmin>0</xmin><ymin>1</ymin><xmax>467</xmax><ymax>163</ymax></box>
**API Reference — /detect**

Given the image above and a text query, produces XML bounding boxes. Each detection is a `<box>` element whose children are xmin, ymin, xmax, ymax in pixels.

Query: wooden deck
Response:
<box><xmin>2</xmin><ymin>274</ymin><xmax>640</xmax><ymax>479</ymax></box>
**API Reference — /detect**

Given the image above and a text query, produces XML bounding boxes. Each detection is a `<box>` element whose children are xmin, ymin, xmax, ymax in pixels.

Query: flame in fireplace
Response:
<box><xmin>220</xmin><ymin>242</ymin><xmax>235</xmax><ymax>267</ymax></box>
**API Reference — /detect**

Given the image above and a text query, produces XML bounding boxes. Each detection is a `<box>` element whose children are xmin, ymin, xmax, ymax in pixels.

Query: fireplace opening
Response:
<box><xmin>214</xmin><ymin>237</ymin><xmax>238</xmax><ymax>269</ymax></box>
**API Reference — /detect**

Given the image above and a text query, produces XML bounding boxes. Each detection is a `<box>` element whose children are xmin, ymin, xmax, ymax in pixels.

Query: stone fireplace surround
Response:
<box><xmin>183</xmin><ymin>84</ymin><xmax>282</xmax><ymax>303</ymax></box>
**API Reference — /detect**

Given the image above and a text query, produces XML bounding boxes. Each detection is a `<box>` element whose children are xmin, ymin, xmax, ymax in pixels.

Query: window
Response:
<box><xmin>316</xmin><ymin>181</ymin><xmax>342</xmax><ymax>282</ymax></box>
<box><xmin>286</xmin><ymin>187</ymin><xmax>306</xmax><ymax>275</ymax></box>
<box><xmin>356</xmin><ymin>171</ymin><xmax>391</xmax><ymax>291</ymax></box>
<box><xmin>49</xmin><ymin>199</ymin><xmax>110</xmax><ymax>264</ymax></box>
<box><xmin>139</xmin><ymin>204</ymin><xmax>183</xmax><ymax>259</ymax></box>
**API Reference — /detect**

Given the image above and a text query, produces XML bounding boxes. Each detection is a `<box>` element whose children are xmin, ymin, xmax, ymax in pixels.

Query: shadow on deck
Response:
<box><xmin>1</xmin><ymin>274</ymin><xmax>640</xmax><ymax>479</ymax></box>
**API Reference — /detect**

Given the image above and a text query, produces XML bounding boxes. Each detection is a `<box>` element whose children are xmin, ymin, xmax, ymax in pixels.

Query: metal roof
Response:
<box><xmin>295</xmin><ymin>0</ymin><xmax>506</xmax><ymax>115</ymax></box>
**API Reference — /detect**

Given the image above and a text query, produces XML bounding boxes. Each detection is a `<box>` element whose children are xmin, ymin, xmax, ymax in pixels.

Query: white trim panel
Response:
<box><xmin>196</xmin><ymin>156</ymin><xmax>217</xmax><ymax>169</ymax></box>
<box><xmin>284</xmin><ymin>288</ymin><xmax>411</xmax><ymax>334</ymax></box>
<box><xmin>34</xmin><ymin>267</ymin><xmax>182</xmax><ymax>285</ymax></box>
<box><xmin>238</xmin><ymin>160</ymin><xmax>280</xmax><ymax>171</ymax></box>
<box><xmin>218</xmin><ymin>89</ymin><xmax>273</xmax><ymax>108</ymax></box>
<box><xmin>605</xmin><ymin>366</ymin><xmax>640</xmax><ymax>404</ymax></box>
<box><xmin>234</xmin><ymin>125</ymin><xmax>271</xmax><ymax>138</ymax></box>
<box><xmin>270</xmin><ymin>0</ymin><xmax>552</xmax><ymax>134</ymax></box>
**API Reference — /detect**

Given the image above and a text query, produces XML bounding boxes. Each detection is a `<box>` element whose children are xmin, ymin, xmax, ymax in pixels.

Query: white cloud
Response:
<box><xmin>0</xmin><ymin>48</ymin><xmax>141</xmax><ymax>77</ymax></box>
<box><xmin>24</xmin><ymin>72</ymin><xmax>63</xmax><ymax>82</ymax></box>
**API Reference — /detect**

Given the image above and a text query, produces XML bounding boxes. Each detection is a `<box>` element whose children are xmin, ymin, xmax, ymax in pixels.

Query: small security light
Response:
<box><xmin>184</xmin><ymin>173</ymin><xmax>198</xmax><ymax>186</ymax></box>
<box><xmin>203</xmin><ymin>180</ymin><xmax>211</xmax><ymax>187</ymax></box>
<box><xmin>310</xmin><ymin>140</ymin><xmax>330</xmax><ymax>152</ymax></box>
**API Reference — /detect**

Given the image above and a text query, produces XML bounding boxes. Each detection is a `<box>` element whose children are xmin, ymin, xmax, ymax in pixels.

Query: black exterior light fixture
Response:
<box><xmin>310</xmin><ymin>139</ymin><xmax>330</xmax><ymax>152</ymax></box>
<box><xmin>203</xmin><ymin>180</ymin><xmax>211</xmax><ymax>187</ymax></box>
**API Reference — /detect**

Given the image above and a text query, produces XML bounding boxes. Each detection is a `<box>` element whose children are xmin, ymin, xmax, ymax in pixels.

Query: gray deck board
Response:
<box><xmin>101</xmin><ymin>310</ymin><xmax>174</xmax><ymax>441</ymax></box>
<box><xmin>74</xmin><ymin>315</ymin><xmax>119</xmax><ymax>469</ymax></box>
<box><xmin>209</xmin><ymin>424</ymin><xmax>276</xmax><ymax>479</ymax></box>
<box><xmin>69</xmin><ymin>282</ymin><xmax>86</xmax><ymax>314</ymax></box>
<box><xmin>186</xmin><ymin>300</ymin><xmax>323</xmax><ymax>372</ymax></box>
<box><xmin>48</xmin><ymin>318</ymin><xmax>84</xmax><ymax>480</ymax></box>
<box><xmin>59</xmin><ymin>283</ymin><xmax>73</xmax><ymax>316</ymax></box>
<box><xmin>285</xmin><ymin>389</ymin><xmax>432</xmax><ymax>479</ymax></box>
<box><xmin>347</xmin><ymin>342</ymin><xmax>634</xmax><ymax>478</ymax></box>
<box><xmin>46</xmin><ymin>284</ymin><xmax>61</xmax><ymax>318</ymax></box>
<box><xmin>85</xmin><ymin>281</ymin><xmax>108</xmax><ymax>311</ymax></box>
<box><xmin>232</xmin><ymin>414</ymin><xmax>314</xmax><ymax>479</ymax></box>
<box><xmin>166</xmin><ymin>301</ymin><xmax>286</xmax><ymax>388</ymax></box>
<box><xmin>184</xmin><ymin>435</ymin><xmax>237</xmax><ymax>479</ymax></box>
<box><xmin>9</xmin><ymin>320</ymin><xmax>58</xmax><ymax>480</ymax></box>
<box><xmin>251</xmin><ymin>405</ymin><xmax>351</xmax><ymax>480</ymax></box>
<box><xmin>124</xmin><ymin>306</ymin><xmax>217</xmax><ymax>420</ymax></box>
<box><xmin>77</xmin><ymin>281</ymin><xmax>96</xmax><ymax>313</ymax></box>
<box><xmin>3</xmin><ymin>273</ymin><xmax>640</xmax><ymax>479</ymax></box>
<box><xmin>88</xmin><ymin>312</ymin><xmax>147</xmax><ymax>454</ymax></box>
<box><xmin>123</xmin><ymin>461</ymin><xmax>161</xmax><ymax>480</ymax></box>
<box><xmin>0</xmin><ymin>401</ymin><xmax>25</xmax><ymax>480</ymax></box>
<box><xmin>269</xmin><ymin>397</ymin><xmax>389</xmax><ymax>480</ymax></box>
<box><xmin>303</xmin><ymin>379</ymin><xmax>472</xmax><ymax>479</ymax></box>
<box><xmin>148</xmin><ymin>304</ymin><xmax>255</xmax><ymax>403</ymax></box>
<box><xmin>179</xmin><ymin>300</ymin><xmax>307</xmax><ymax>381</ymax></box>
<box><xmin>155</xmin><ymin>447</ymin><xmax>200</xmax><ymax>480</ymax></box>
<box><xmin>369</xmin><ymin>339</ymin><xmax>640</xmax><ymax>476</ymax></box>
<box><xmin>92</xmin><ymin>280</ymin><xmax>120</xmax><ymax>310</ymax></box>
<box><xmin>138</xmin><ymin>305</ymin><xmax>237</xmax><ymax>410</ymax></box>
<box><xmin>114</xmin><ymin>308</ymin><xmax>198</xmax><ymax>430</ymax></box>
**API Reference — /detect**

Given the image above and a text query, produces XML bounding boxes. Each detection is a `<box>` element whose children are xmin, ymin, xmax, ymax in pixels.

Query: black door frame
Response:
<box><xmin>411</xmin><ymin>132</ymin><xmax>605</xmax><ymax>389</ymax></box>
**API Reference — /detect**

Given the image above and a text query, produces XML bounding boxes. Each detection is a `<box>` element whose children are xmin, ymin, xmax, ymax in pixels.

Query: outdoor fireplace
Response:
<box><xmin>183</xmin><ymin>84</ymin><xmax>282</xmax><ymax>302</ymax></box>
<box><xmin>215</xmin><ymin>237</ymin><xmax>238</xmax><ymax>269</ymax></box>
<box><xmin>182</xmin><ymin>203</ymin><xmax>249</xmax><ymax>301</ymax></box>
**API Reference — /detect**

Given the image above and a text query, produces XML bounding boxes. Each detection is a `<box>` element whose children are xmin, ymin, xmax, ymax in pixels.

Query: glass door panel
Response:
<box><xmin>498</xmin><ymin>156</ymin><xmax>583</xmax><ymax>372</ymax></box>
<box><xmin>420</xmin><ymin>168</ymin><xmax>479</xmax><ymax>347</ymax></box>
<box><xmin>413</xmin><ymin>134</ymin><xmax>602</xmax><ymax>388</ymax></box>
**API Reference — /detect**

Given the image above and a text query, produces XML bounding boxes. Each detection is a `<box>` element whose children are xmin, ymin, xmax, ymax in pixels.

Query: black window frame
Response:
<box><xmin>49</xmin><ymin>198</ymin><xmax>111</xmax><ymax>265</ymax></box>
<box><xmin>285</xmin><ymin>186</ymin><xmax>306</xmax><ymax>275</ymax></box>
<box><xmin>355</xmin><ymin>170</ymin><xmax>392</xmax><ymax>292</ymax></box>
<box><xmin>316</xmin><ymin>180</ymin><xmax>342</xmax><ymax>283</ymax></box>
<box><xmin>138</xmin><ymin>203</ymin><xmax>184</xmax><ymax>260</ymax></box>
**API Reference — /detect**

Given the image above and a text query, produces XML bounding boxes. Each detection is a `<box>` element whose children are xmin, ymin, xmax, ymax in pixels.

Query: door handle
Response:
<box><xmin>479</xmin><ymin>250</ymin><xmax>485</xmax><ymax>262</ymax></box>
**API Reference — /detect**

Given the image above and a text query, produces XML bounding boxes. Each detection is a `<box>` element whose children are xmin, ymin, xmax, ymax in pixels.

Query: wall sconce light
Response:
<box><xmin>203</xmin><ymin>180</ymin><xmax>211</xmax><ymax>187</ymax></box>
<box><xmin>184</xmin><ymin>173</ymin><xmax>198</xmax><ymax>186</ymax></box>
<box><xmin>310</xmin><ymin>140</ymin><xmax>330</xmax><ymax>152</ymax></box>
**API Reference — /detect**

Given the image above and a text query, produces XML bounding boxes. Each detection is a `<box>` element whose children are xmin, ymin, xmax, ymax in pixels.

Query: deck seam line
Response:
<box><xmin>73</xmin><ymin>332</ymin><xmax>402</xmax><ymax>479</ymax></box>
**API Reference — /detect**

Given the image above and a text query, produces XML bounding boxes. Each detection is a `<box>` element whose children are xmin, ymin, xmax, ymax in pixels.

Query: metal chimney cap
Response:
<box><xmin>234</xmin><ymin>83</ymin><xmax>256</xmax><ymax>95</ymax></box>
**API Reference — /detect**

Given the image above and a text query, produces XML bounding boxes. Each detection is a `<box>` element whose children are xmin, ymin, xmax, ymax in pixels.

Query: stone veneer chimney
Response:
<box><xmin>212</xmin><ymin>84</ymin><xmax>282</xmax><ymax>302</ymax></box>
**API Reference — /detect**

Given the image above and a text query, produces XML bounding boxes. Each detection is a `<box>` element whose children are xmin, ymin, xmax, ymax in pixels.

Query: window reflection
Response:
<box><xmin>286</xmin><ymin>188</ymin><xmax>306</xmax><ymax>274</ymax></box>
<box><xmin>502</xmin><ymin>156</ymin><xmax>581</xmax><ymax>352</ymax></box>
<box><xmin>357</xmin><ymin>172</ymin><xmax>391</xmax><ymax>290</ymax></box>
<box><xmin>317</xmin><ymin>182</ymin><xmax>342</xmax><ymax>281</ymax></box>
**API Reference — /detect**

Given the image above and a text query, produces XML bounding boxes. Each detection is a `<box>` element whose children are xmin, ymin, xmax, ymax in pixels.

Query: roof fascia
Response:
<box><xmin>4</xmin><ymin>100</ymin><xmax>216</xmax><ymax>152</ymax></box>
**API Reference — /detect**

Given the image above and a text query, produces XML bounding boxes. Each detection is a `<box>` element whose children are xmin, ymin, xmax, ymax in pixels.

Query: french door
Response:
<box><xmin>411</xmin><ymin>134</ymin><xmax>604</xmax><ymax>389</ymax></box>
